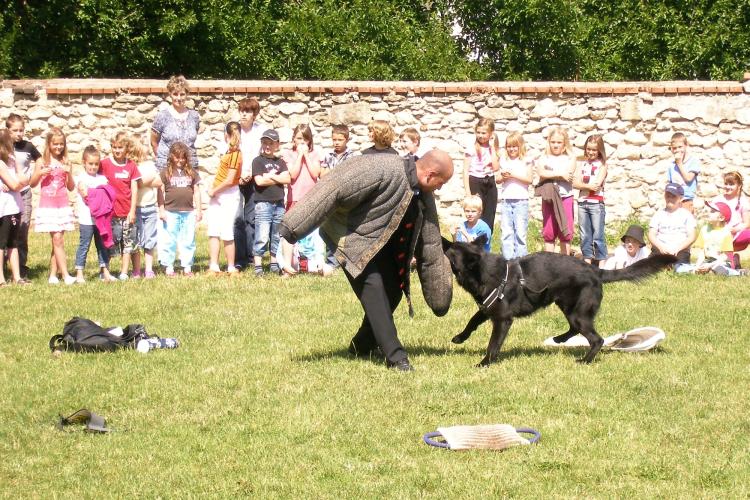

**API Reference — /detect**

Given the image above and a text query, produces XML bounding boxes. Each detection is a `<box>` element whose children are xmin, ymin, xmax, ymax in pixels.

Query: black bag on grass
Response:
<box><xmin>49</xmin><ymin>317</ymin><xmax>150</xmax><ymax>352</ymax></box>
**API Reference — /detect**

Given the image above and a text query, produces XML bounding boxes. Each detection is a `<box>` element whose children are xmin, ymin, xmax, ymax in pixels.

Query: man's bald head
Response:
<box><xmin>415</xmin><ymin>149</ymin><xmax>454</xmax><ymax>192</ymax></box>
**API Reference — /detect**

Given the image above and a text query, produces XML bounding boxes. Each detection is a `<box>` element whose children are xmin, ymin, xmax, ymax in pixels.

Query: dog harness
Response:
<box><xmin>480</xmin><ymin>262</ymin><xmax>511</xmax><ymax>311</ymax></box>
<box><xmin>479</xmin><ymin>261</ymin><xmax>546</xmax><ymax>311</ymax></box>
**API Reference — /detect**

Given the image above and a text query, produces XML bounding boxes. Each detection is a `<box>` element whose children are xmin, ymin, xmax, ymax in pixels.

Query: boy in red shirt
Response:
<box><xmin>99</xmin><ymin>131</ymin><xmax>141</xmax><ymax>280</ymax></box>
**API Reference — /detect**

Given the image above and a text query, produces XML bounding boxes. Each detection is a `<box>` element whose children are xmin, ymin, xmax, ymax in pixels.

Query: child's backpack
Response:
<box><xmin>49</xmin><ymin>316</ymin><xmax>150</xmax><ymax>353</ymax></box>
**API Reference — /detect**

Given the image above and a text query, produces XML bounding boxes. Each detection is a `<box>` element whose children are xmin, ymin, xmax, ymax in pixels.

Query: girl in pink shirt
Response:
<box><xmin>281</xmin><ymin>124</ymin><xmax>322</xmax><ymax>275</ymax></box>
<box><xmin>29</xmin><ymin>127</ymin><xmax>76</xmax><ymax>284</ymax></box>
<box><xmin>283</xmin><ymin>124</ymin><xmax>321</xmax><ymax>211</ymax></box>
<box><xmin>711</xmin><ymin>170</ymin><xmax>750</xmax><ymax>267</ymax></box>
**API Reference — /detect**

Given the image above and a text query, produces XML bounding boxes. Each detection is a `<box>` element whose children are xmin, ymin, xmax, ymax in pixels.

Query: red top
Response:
<box><xmin>99</xmin><ymin>157</ymin><xmax>141</xmax><ymax>217</ymax></box>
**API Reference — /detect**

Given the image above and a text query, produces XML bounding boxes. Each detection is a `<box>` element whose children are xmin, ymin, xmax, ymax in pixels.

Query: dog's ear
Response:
<box><xmin>473</xmin><ymin>234</ymin><xmax>488</xmax><ymax>250</ymax></box>
<box><xmin>441</xmin><ymin>236</ymin><xmax>453</xmax><ymax>252</ymax></box>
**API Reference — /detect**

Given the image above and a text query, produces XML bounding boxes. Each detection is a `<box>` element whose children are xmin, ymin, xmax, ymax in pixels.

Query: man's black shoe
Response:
<box><xmin>348</xmin><ymin>342</ymin><xmax>383</xmax><ymax>359</ymax></box>
<box><xmin>387</xmin><ymin>358</ymin><xmax>414</xmax><ymax>372</ymax></box>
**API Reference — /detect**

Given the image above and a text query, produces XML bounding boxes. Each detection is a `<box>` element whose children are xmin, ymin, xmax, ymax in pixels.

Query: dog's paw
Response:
<box><xmin>451</xmin><ymin>334</ymin><xmax>467</xmax><ymax>344</ymax></box>
<box><xmin>476</xmin><ymin>358</ymin><xmax>492</xmax><ymax>368</ymax></box>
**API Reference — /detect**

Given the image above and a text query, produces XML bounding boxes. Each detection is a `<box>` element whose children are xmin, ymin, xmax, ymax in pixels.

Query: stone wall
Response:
<box><xmin>2</xmin><ymin>78</ymin><xmax>750</xmax><ymax>231</ymax></box>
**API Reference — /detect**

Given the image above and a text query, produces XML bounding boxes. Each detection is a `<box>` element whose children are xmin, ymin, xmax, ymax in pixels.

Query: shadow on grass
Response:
<box><xmin>292</xmin><ymin>343</ymin><xmax>560</xmax><ymax>365</ymax></box>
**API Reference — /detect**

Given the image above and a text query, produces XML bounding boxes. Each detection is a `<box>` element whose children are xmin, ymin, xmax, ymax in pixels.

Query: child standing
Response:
<box><xmin>362</xmin><ymin>120</ymin><xmax>398</xmax><ymax>155</ymax></box>
<box><xmin>29</xmin><ymin>127</ymin><xmax>76</xmax><ymax>285</ymax></box>
<box><xmin>648</xmin><ymin>183</ymin><xmax>697</xmax><ymax>269</ymax></box>
<box><xmin>282</xmin><ymin>124</ymin><xmax>322</xmax><ymax>269</ymax></box>
<box><xmin>692</xmin><ymin>201</ymin><xmax>741</xmax><ymax>275</ymax></box>
<box><xmin>131</xmin><ymin>136</ymin><xmax>161</xmax><ymax>279</ymax></box>
<box><xmin>74</xmin><ymin>146</ymin><xmax>116</xmax><ymax>283</ymax></box>
<box><xmin>573</xmin><ymin>134</ymin><xmax>608</xmax><ymax>266</ymax></box>
<box><xmin>283</xmin><ymin>124</ymin><xmax>321</xmax><ymax>210</ymax></box>
<box><xmin>537</xmin><ymin>127</ymin><xmax>576</xmax><ymax>255</ymax></box>
<box><xmin>6</xmin><ymin>113</ymin><xmax>40</xmax><ymax>280</ymax></box>
<box><xmin>321</xmin><ymin>124</ymin><xmax>356</xmax><ymax>176</ymax></box>
<box><xmin>398</xmin><ymin>127</ymin><xmax>421</xmax><ymax>160</ymax></box>
<box><xmin>602</xmin><ymin>225</ymin><xmax>649</xmax><ymax>270</ymax></box>
<box><xmin>711</xmin><ymin>171</ymin><xmax>750</xmax><ymax>267</ymax></box>
<box><xmin>234</xmin><ymin>97</ymin><xmax>264</xmax><ymax>271</ymax></box>
<box><xmin>99</xmin><ymin>131</ymin><xmax>141</xmax><ymax>280</ymax></box>
<box><xmin>497</xmin><ymin>132</ymin><xmax>533</xmax><ymax>258</ymax></box>
<box><xmin>665</xmin><ymin>132</ymin><xmax>701</xmax><ymax>213</ymax></box>
<box><xmin>252</xmin><ymin>129</ymin><xmax>290</xmax><ymax>276</ymax></box>
<box><xmin>159</xmin><ymin>142</ymin><xmax>202</xmax><ymax>277</ymax></box>
<box><xmin>207</xmin><ymin>122</ymin><xmax>242</xmax><ymax>275</ymax></box>
<box><xmin>463</xmin><ymin>118</ymin><xmax>500</xmax><ymax>235</ymax></box>
<box><xmin>0</xmin><ymin>129</ymin><xmax>28</xmax><ymax>285</ymax></box>
<box><xmin>451</xmin><ymin>195</ymin><xmax>492</xmax><ymax>252</ymax></box>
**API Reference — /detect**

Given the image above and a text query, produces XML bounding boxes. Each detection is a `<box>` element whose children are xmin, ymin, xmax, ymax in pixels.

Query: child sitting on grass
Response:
<box><xmin>648</xmin><ymin>182</ymin><xmax>697</xmax><ymax>272</ymax></box>
<box><xmin>451</xmin><ymin>195</ymin><xmax>492</xmax><ymax>252</ymax></box>
<box><xmin>602</xmin><ymin>225</ymin><xmax>649</xmax><ymax>270</ymax></box>
<box><xmin>691</xmin><ymin>201</ymin><xmax>745</xmax><ymax>276</ymax></box>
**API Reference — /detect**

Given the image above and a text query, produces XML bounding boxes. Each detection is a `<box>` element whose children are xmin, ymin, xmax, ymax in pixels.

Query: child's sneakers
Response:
<box><xmin>254</xmin><ymin>265</ymin><xmax>264</xmax><ymax>277</ymax></box>
<box><xmin>165</xmin><ymin>267</ymin><xmax>176</xmax><ymax>277</ymax></box>
<box><xmin>144</xmin><ymin>271</ymin><xmax>156</xmax><ymax>279</ymax></box>
<box><xmin>48</xmin><ymin>276</ymin><xmax>60</xmax><ymax>285</ymax></box>
<box><xmin>63</xmin><ymin>275</ymin><xmax>77</xmax><ymax>285</ymax></box>
<box><xmin>131</xmin><ymin>270</ymin><xmax>142</xmax><ymax>279</ymax></box>
<box><xmin>118</xmin><ymin>273</ymin><xmax>129</xmax><ymax>281</ymax></box>
<box><xmin>269</xmin><ymin>262</ymin><xmax>281</xmax><ymax>275</ymax></box>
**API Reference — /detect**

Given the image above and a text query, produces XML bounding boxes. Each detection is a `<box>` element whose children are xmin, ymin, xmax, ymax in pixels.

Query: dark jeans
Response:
<box><xmin>75</xmin><ymin>224</ymin><xmax>110</xmax><ymax>270</ymax></box>
<box><xmin>469</xmin><ymin>175</ymin><xmax>497</xmax><ymax>233</ymax></box>
<box><xmin>344</xmin><ymin>247</ymin><xmax>407</xmax><ymax>364</ymax></box>
<box><xmin>234</xmin><ymin>184</ymin><xmax>256</xmax><ymax>269</ymax></box>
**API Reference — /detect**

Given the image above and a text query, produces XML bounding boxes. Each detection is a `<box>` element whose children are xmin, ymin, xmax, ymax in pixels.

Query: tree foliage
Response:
<box><xmin>2</xmin><ymin>0</ymin><xmax>749</xmax><ymax>81</ymax></box>
<box><xmin>448</xmin><ymin>0</ymin><xmax>750</xmax><ymax>81</ymax></box>
<box><xmin>0</xmin><ymin>0</ymin><xmax>483</xmax><ymax>80</ymax></box>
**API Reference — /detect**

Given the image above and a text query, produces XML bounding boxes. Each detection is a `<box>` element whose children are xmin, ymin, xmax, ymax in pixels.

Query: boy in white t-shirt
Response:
<box><xmin>648</xmin><ymin>182</ymin><xmax>697</xmax><ymax>271</ymax></box>
<box><xmin>603</xmin><ymin>225</ymin><xmax>649</xmax><ymax>270</ymax></box>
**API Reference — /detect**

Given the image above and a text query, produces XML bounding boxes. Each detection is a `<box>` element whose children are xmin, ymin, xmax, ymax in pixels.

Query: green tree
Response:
<box><xmin>449</xmin><ymin>0</ymin><xmax>750</xmax><ymax>81</ymax></box>
<box><xmin>1</xmin><ymin>0</ymin><xmax>484</xmax><ymax>80</ymax></box>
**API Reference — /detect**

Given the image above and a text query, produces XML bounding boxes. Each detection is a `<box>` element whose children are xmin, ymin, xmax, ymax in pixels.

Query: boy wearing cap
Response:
<box><xmin>648</xmin><ymin>182</ymin><xmax>697</xmax><ymax>269</ymax></box>
<box><xmin>252</xmin><ymin>129</ymin><xmax>291</xmax><ymax>276</ymax></box>
<box><xmin>692</xmin><ymin>201</ymin><xmax>743</xmax><ymax>275</ymax></box>
<box><xmin>603</xmin><ymin>224</ymin><xmax>650</xmax><ymax>270</ymax></box>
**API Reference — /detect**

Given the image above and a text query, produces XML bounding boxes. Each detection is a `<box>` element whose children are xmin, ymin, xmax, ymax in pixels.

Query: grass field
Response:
<box><xmin>1</xmin><ymin>228</ymin><xmax>749</xmax><ymax>498</ymax></box>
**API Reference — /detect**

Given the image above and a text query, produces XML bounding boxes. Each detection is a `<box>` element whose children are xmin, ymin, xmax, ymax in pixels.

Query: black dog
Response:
<box><xmin>443</xmin><ymin>236</ymin><xmax>677</xmax><ymax>366</ymax></box>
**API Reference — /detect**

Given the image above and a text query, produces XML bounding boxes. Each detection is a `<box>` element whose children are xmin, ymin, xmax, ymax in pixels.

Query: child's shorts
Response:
<box><xmin>136</xmin><ymin>205</ymin><xmax>159</xmax><ymax>251</ymax></box>
<box><xmin>541</xmin><ymin>196</ymin><xmax>574</xmax><ymax>243</ymax></box>
<box><xmin>207</xmin><ymin>187</ymin><xmax>240</xmax><ymax>241</ymax></box>
<box><xmin>111</xmin><ymin>216</ymin><xmax>136</xmax><ymax>255</ymax></box>
<box><xmin>0</xmin><ymin>213</ymin><xmax>20</xmax><ymax>250</ymax></box>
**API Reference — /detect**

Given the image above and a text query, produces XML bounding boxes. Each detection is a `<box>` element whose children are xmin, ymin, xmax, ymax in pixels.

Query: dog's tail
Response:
<box><xmin>599</xmin><ymin>254</ymin><xmax>678</xmax><ymax>284</ymax></box>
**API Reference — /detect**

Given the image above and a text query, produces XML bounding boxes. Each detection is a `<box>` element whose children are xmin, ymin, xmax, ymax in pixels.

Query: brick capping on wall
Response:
<box><xmin>1</xmin><ymin>79</ymin><xmax>748</xmax><ymax>96</ymax></box>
